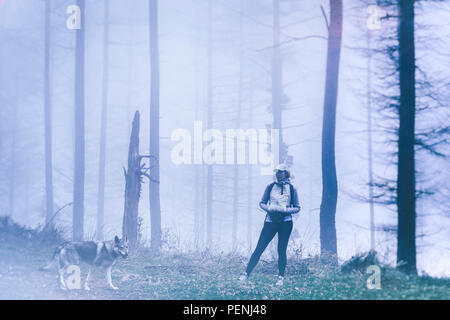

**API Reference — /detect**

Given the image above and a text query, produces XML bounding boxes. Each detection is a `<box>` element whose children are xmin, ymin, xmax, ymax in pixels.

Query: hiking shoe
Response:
<box><xmin>238</xmin><ymin>273</ymin><xmax>248</xmax><ymax>282</ymax></box>
<box><xmin>276</xmin><ymin>276</ymin><xmax>284</xmax><ymax>286</ymax></box>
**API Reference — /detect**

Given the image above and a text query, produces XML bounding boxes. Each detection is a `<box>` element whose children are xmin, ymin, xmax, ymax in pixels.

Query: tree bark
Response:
<box><xmin>73</xmin><ymin>0</ymin><xmax>85</xmax><ymax>241</ymax></box>
<box><xmin>149</xmin><ymin>0</ymin><xmax>161</xmax><ymax>251</ymax></box>
<box><xmin>96</xmin><ymin>0</ymin><xmax>109</xmax><ymax>240</ymax></box>
<box><xmin>319</xmin><ymin>0</ymin><xmax>342</xmax><ymax>259</ymax></box>
<box><xmin>396</xmin><ymin>0</ymin><xmax>417</xmax><ymax>275</ymax></box>
<box><xmin>123</xmin><ymin>111</ymin><xmax>142</xmax><ymax>248</ymax></box>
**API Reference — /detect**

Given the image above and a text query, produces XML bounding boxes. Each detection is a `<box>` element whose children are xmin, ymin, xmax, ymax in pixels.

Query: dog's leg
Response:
<box><xmin>84</xmin><ymin>267</ymin><xmax>92</xmax><ymax>291</ymax></box>
<box><xmin>58</xmin><ymin>249</ymin><xmax>69</xmax><ymax>290</ymax></box>
<box><xmin>58</xmin><ymin>267</ymin><xmax>67</xmax><ymax>290</ymax></box>
<box><xmin>105</xmin><ymin>266</ymin><xmax>118</xmax><ymax>290</ymax></box>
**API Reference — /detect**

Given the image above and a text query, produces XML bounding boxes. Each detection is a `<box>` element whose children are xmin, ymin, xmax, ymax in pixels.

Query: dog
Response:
<box><xmin>40</xmin><ymin>236</ymin><xmax>129</xmax><ymax>290</ymax></box>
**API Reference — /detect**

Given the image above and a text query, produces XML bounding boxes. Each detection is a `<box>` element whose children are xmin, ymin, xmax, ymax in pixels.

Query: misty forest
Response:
<box><xmin>0</xmin><ymin>0</ymin><xmax>449</xmax><ymax>299</ymax></box>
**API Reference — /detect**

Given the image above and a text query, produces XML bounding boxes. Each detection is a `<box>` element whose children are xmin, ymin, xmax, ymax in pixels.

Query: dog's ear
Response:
<box><xmin>114</xmin><ymin>235</ymin><xmax>120</xmax><ymax>243</ymax></box>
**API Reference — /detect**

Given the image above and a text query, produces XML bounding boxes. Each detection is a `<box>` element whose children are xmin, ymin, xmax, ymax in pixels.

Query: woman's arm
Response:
<box><xmin>259</xmin><ymin>202</ymin><xmax>269</xmax><ymax>212</ymax></box>
<box><xmin>259</xmin><ymin>184</ymin><xmax>273</xmax><ymax>212</ymax></box>
<box><xmin>286</xmin><ymin>186</ymin><xmax>301</xmax><ymax>214</ymax></box>
<box><xmin>285</xmin><ymin>206</ymin><xmax>300</xmax><ymax>214</ymax></box>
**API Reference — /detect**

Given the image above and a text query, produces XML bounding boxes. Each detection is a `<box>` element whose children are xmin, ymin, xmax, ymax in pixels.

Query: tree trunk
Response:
<box><xmin>194</xmin><ymin>163</ymin><xmax>201</xmax><ymax>249</ymax></box>
<box><xmin>367</xmin><ymin>30</ymin><xmax>375</xmax><ymax>250</ymax></box>
<box><xmin>232</xmin><ymin>3</ymin><xmax>245</xmax><ymax>251</ymax></box>
<box><xmin>396</xmin><ymin>0</ymin><xmax>417</xmax><ymax>275</ymax></box>
<box><xmin>44</xmin><ymin>0</ymin><xmax>54</xmax><ymax>226</ymax></box>
<box><xmin>247</xmin><ymin>91</ymin><xmax>253</xmax><ymax>253</ymax></box>
<box><xmin>272</xmin><ymin>0</ymin><xmax>284</xmax><ymax>164</ymax></box>
<box><xmin>9</xmin><ymin>98</ymin><xmax>17</xmax><ymax>219</ymax></box>
<box><xmin>194</xmin><ymin>63</ymin><xmax>201</xmax><ymax>250</ymax></box>
<box><xmin>319</xmin><ymin>0</ymin><xmax>342</xmax><ymax>259</ymax></box>
<box><xmin>96</xmin><ymin>0</ymin><xmax>109</xmax><ymax>240</ymax></box>
<box><xmin>149</xmin><ymin>0</ymin><xmax>161</xmax><ymax>251</ymax></box>
<box><xmin>73</xmin><ymin>0</ymin><xmax>85</xmax><ymax>241</ymax></box>
<box><xmin>123</xmin><ymin>111</ymin><xmax>142</xmax><ymax>248</ymax></box>
<box><xmin>205</xmin><ymin>0</ymin><xmax>214</xmax><ymax>249</ymax></box>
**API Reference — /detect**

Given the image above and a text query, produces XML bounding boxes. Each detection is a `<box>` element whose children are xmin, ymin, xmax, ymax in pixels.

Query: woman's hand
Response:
<box><xmin>268</xmin><ymin>203</ymin><xmax>286</xmax><ymax>213</ymax></box>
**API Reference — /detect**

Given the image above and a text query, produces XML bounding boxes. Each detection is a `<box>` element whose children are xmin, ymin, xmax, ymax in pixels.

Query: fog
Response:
<box><xmin>0</xmin><ymin>0</ymin><xmax>449</xmax><ymax>278</ymax></box>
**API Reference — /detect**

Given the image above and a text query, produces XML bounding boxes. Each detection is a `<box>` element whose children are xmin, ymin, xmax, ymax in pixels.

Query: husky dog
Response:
<box><xmin>40</xmin><ymin>236</ymin><xmax>129</xmax><ymax>290</ymax></box>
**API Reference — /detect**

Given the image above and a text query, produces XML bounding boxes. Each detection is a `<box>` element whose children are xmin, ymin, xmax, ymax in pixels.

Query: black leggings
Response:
<box><xmin>246</xmin><ymin>221</ymin><xmax>293</xmax><ymax>277</ymax></box>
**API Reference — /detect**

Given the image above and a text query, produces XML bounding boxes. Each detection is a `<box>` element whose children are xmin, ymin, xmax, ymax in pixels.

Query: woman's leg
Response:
<box><xmin>277</xmin><ymin>221</ymin><xmax>293</xmax><ymax>276</ymax></box>
<box><xmin>245</xmin><ymin>222</ymin><xmax>278</xmax><ymax>276</ymax></box>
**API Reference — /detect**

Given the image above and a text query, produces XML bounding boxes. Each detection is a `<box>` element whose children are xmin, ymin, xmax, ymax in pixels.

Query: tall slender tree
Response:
<box><xmin>194</xmin><ymin>58</ymin><xmax>202</xmax><ymax>250</ymax></box>
<box><xmin>232</xmin><ymin>0</ymin><xmax>245</xmax><ymax>251</ymax></box>
<box><xmin>396</xmin><ymin>0</ymin><xmax>417</xmax><ymax>274</ymax></box>
<box><xmin>319</xmin><ymin>0</ymin><xmax>343</xmax><ymax>258</ymax></box>
<box><xmin>149</xmin><ymin>0</ymin><xmax>161</xmax><ymax>251</ymax></box>
<box><xmin>194</xmin><ymin>121</ymin><xmax>201</xmax><ymax>250</ymax></box>
<box><xmin>96</xmin><ymin>0</ymin><xmax>110</xmax><ymax>240</ymax></box>
<box><xmin>272</xmin><ymin>0</ymin><xmax>284</xmax><ymax>164</ymax></box>
<box><xmin>44</xmin><ymin>0</ymin><xmax>54</xmax><ymax>226</ymax></box>
<box><xmin>73</xmin><ymin>0</ymin><xmax>85</xmax><ymax>241</ymax></box>
<box><xmin>9</xmin><ymin>97</ymin><xmax>17</xmax><ymax>219</ymax></box>
<box><xmin>367</xmin><ymin>27</ymin><xmax>375</xmax><ymax>250</ymax></box>
<box><xmin>247</xmin><ymin>62</ymin><xmax>254</xmax><ymax>254</ymax></box>
<box><xmin>205</xmin><ymin>0</ymin><xmax>214</xmax><ymax>249</ymax></box>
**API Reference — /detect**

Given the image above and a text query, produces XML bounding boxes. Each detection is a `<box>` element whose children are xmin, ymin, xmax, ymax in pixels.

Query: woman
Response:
<box><xmin>239</xmin><ymin>164</ymin><xmax>301</xmax><ymax>286</ymax></box>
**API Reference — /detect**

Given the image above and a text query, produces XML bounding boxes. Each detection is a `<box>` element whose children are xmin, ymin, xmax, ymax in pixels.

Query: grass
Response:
<box><xmin>0</xmin><ymin>224</ymin><xmax>448</xmax><ymax>300</ymax></box>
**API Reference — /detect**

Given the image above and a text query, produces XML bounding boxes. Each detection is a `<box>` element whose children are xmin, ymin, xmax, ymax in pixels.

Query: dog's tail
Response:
<box><xmin>39</xmin><ymin>246</ymin><xmax>61</xmax><ymax>271</ymax></box>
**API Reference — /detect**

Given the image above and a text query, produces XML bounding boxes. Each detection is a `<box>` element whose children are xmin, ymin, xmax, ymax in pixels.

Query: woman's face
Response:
<box><xmin>276</xmin><ymin>170</ymin><xmax>287</xmax><ymax>181</ymax></box>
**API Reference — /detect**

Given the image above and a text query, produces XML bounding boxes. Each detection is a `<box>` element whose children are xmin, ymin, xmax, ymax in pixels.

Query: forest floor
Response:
<box><xmin>0</xmin><ymin>226</ymin><xmax>449</xmax><ymax>300</ymax></box>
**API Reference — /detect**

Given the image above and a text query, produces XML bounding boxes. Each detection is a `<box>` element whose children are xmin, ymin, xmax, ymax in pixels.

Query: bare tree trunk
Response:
<box><xmin>149</xmin><ymin>0</ymin><xmax>161</xmax><ymax>251</ymax></box>
<box><xmin>194</xmin><ymin>63</ymin><xmax>201</xmax><ymax>250</ymax></box>
<box><xmin>123</xmin><ymin>111</ymin><xmax>142</xmax><ymax>247</ymax></box>
<box><xmin>9</xmin><ymin>99</ymin><xmax>17</xmax><ymax>219</ymax></box>
<box><xmin>206</xmin><ymin>0</ymin><xmax>214</xmax><ymax>249</ymax></box>
<box><xmin>247</xmin><ymin>3</ymin><xmax>254</xmax><ymax>252</ymax></box>
<box><xmin>367</xmin><ymin>30</ymin><xmax>375</xmax><ymax>250</ymax></box>
<box><xmin>96</xmin><ymin>0</ymin><xmax>109</xmax><ymax>240</ymax></box>
<box><xmin>396</xmin><ymin>0</ymin><xmax>417</xmax><ymax>275</ymax></box>
<box><xmin>44</xmin><ymin>0</ymin><xmax>54</xmax><ymax>226</ymax></box>
<box><xmin>73</xmin><ymin>0</ymin><xmax>85</xmax><ymax>241</ymax></box>
<box><xmin>126</xmin><ymin>2</ymin><xmax>135</xmax><ymax>139</ymax></box>
<box><xmin>272</xmin><ymin>0</ymin><xmax>284</xmax><ymax>164</ymax></box>
<box><xmin>247</xmin><ymin>85</ymin><xmax>254</xmax><ymax>253</ymax></box>
<box><xmin>232</xmin><ymin>163</ymin><xmax>239</xmax><ymax>250</ymax></box>
<box><xmin>194</xmin><ymin>164</ymin><xmax>200</xmax><ymax>249</ymax></box>
<box><xmin>319</xmin><ymin>0</ymin><xmax>342</xmax><ymax>259</ymax></box>
<box><xmin>232</xmin><ymin>3</ymin><xmax>245</xmax><ymax>251</ymax></box>
<box><xmin>201</xmin><ymin>165</ymin><xmax>206</xmax><ymax>249</ymax></box>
